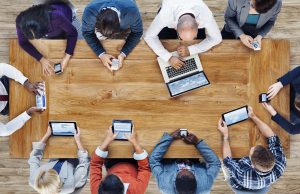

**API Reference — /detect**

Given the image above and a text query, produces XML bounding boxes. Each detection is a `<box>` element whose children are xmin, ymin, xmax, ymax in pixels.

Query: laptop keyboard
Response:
<box><xmin>166</xmin><ymin>58</ymin><xmax>198</xmax><ymax>79</ymax></box>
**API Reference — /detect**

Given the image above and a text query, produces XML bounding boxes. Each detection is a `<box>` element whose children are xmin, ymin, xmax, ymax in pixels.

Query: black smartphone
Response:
<box><xmin>54</xmin><ymin>63</ymin><xmax>62</xmax><ymax>74</ymax></box>
<box><xmin>112</xmin><ymin>120</ymin><xmax>133</xmax><ymax>140</ymax></box>
<box><xmin>259</xmin><ymin>93</ymin><xmax>270</xmax><ymax>103</ymax></box>
<box><xmin>180</xmin><ymin>128</ymin><xmax>188</xmax><ymax>137</ymax></box>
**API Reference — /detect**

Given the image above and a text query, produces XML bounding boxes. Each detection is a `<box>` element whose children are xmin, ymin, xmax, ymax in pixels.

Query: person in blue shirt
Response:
<box><xmin>262</xmin><ymin>66</ymin><xmax>300</xmax><ymax>135</ymax></box>
<box><xmin>82</xmin><ymin>0</ymin><xmax>143</xmax><ymax>72</ymax></box>
<box><xmin>149</xmin><ymin>129</ymin><xmax>221</xmax><ymax>194</ymax></box>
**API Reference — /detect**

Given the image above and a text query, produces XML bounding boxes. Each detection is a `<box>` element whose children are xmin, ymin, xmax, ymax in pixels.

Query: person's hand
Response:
<box><xmin>99</xmin><ymin>126</ymin><xmax>118</xmax><ymax>151</ymax></box>
<box><xmin>40</xmin><ymin>126</ymin><xmax>52</xmax><ymax>144</ymax></box>
<box><xmin>24</xmin><ymin>80</ymin><xmax>43</xmax><ymax>95</ymax></box>
<box><xmin>60</xmin><ymin>54</ymin><xmax>71</xmax><ymax>71</ymax></box>
<box><xmin>183</xmin><ymin>132</ymin><xmax>200</xmax><ymax>145</ymax></box>
<box><xmin>170</xmin><ymin>129</ymin><xmax>181</xmax><ymax>140</ymax></box>
<box><xmin>267</xmin><ymin>82</ymin><xmax>284</xmax><ymax>100</ymax></box>
<box><xmin>177</xmin><ymin>45</ymin><xmax>190</xmax><ymax>57</ymax></box>
<box><xmin>217</xmin><ymin>118</ymin><xmax>229</xmax><ymax>138</ymax></box>
<box><xmin>99</xmin><ymin>53</ymin><xmax>115</xmax><ymax>72</ymax></box>
<box><xmin>26</xmin><ymin>107</ymin><xmax>45</xmax><ymax>116</ymax></box>
<box><xmin>262</xmin><ymin>102</ymin><xmax>277</xmax><ymax>116</ymax></box>
<box><xmin>74</xmin><ymin>127</ymin><xmax>85</xmax><ymax>151</ymax></box>
<box><xmin>239</xmin><ymin>34</ymin><xmax>254</xmax><ymax>49</ymax></box>
<box><xmin>124</xmin><ymin>125</ymin><xmax>139</xmax><ymax>145</ymax></box>
<box><xmin>169</xmin><ymin>56</ymin><xmax>185</xmax><ymax>69</ymax></box>
<box><xmin>254</xmin><ymin>35</ymin><xmax>262</xmax><ymax>48</ymax></box>
<box><xmin>117</xmin><ymin>53</ymin><xmax>126</xmax><ymax>69</ymax></box>
<box><xmin>40</xmin><ymin>57</ymin><xmax>54</xmax><ymax>76</ymax></box>
<box><xmin>248</xmin><ymin>106</ymin><xmax>256</xmax><ymax>119</ymax></box>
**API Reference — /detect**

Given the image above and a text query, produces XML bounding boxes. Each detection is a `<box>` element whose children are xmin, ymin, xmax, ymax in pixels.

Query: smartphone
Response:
<box><xmin>222</xmin><ymin>106</ymin><xmax>249</xmax><ymax>126</ymax></box>
<box><xmin>259</xmin><ymin>93</ymin><xmax>270</xmax><ymax>103</ymax></box>
<box><xmin>112</xmin><ymin>120</ymin><xmax>133</xmax><ymax>140</ymax></box>
<box><xmin>180</xmin><ymin>128</ymin><xmax>188</xmax><ymax>137</ymax></box>
<box><xmin>54</xmin><ymin>63</ymin><xmax>62</xmax><ymax>74</ymax></box>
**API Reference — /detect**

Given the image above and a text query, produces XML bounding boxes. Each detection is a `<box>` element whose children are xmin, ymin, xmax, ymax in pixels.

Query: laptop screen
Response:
<box><xmin>167</xmin><ymin>72</ymin><xmax>210</xmax><ymax>97</ymax></box>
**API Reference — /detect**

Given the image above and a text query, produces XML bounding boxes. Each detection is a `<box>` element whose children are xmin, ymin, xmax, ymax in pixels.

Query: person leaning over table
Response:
<box><xmin>0</xmin><ymin>63</ymin><xmax>44</xmax><ymax>137</ymax></box>
<box><xmin>262</xmin><ymin>66</ymin><xmax>300</xmax><ymax>135</ymax></box>
<box><xmin>221</xmin><ymin>0</ymin><xmax>282</xmax><ymax>49</ymax></box>
<box><xmin>16</xmin><ymin>0</ymin><xmax>80</xmax><ymax>76</ymax></box>
<box><xmin>82</xmin><ymin>0</ymin><xmax>143</xmax><ymax>72</ymax></box>
<box><xmin>90</xmin><ymin>126</ymin><xmax>151</xmax><ymax>194</ymax></box>
<box><xmin>149</xmin><ymin>129</ymin><xmax>221</xmax><ymax>194</ymax></box>
<box><xmin>28</xmin><ymin>126</ymin><xmax>89</xmax><ymax>194</ymax></box>
<box><xmin>144</xmin><ymin>0</ymin><xmax>222</xmax><ymax>70</ymax></box>
<box><xmin>217</xmin><ymin>106</ymin><xmax>286</xmax><ymax>194</ymax></box>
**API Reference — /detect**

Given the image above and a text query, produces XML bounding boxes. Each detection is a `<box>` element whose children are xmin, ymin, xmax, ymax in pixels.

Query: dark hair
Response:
<box><xmin>95</xmin><ymin>9</ymin><xmax>120</xmax><ymax>38</ymax></box>
<box><xmin>16</xmin><ymin>4</ymin><xmax>51</xmax><ymax>39</ymax></box>
<box><xmin>254</xmin><ymin>0</ymin><xmax>277</xmax><ymax>13</ymax></box>
<box><xmin>175</xmin><ymin>170</ymin><xmax>197</xmax><ymax>194</ymax></box>
<box><xmin>251</xmin><ymin>145</ymin><xmax>275</xmax><ymax>172</ymax></box>
<box><xmin>98</xmin><ymin>174</ymin><xmax>124</xmax><ymax>194</ymax></box>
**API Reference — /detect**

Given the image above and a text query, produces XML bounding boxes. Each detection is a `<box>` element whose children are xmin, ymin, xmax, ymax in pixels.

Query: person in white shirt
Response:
<box><xmin>144</xmin><ymin>0</ymin><xmax>222</xmax><ymax>69</ymax></box>
<box><xmin>0</xmin><ymin>63</ymin><xmax>44</xmax><ymax>137</ymax></box>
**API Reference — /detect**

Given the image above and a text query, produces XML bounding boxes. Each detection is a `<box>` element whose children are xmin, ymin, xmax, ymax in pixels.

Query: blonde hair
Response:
<box><xmin>34</xmin><ymin>169</ymin><xmax>62</xmax><ymax>194</ymax></box>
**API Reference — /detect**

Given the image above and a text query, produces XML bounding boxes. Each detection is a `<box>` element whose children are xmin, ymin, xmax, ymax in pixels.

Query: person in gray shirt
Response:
<box><xmin>221</xmin><ymin>0</ymin><xmax>282</xmax><ymax>50</ymax></box>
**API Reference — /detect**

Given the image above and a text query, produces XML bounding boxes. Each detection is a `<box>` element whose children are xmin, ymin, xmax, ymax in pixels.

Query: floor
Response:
<box><xmin>0</xmin><ymin>0</ymin><xmax>300</xmax><ymax>193</ymax></box>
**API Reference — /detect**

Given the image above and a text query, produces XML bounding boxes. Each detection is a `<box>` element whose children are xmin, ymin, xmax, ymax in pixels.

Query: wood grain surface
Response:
<box><xmin>9</xmin><ymin>39</ymin><xmax>290</xmax><ymax>159</ymax></box>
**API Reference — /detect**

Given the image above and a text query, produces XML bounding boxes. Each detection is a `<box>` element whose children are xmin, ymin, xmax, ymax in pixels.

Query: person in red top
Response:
<box><xmin>90</xmin><ymin>126</ymin><xmax>151</xmax><ymax>194</ymax></box>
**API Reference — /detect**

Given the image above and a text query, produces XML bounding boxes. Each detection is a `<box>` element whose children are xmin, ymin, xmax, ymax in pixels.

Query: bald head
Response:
<box><xmin>177</xmin><ymin>15</ymin><xmax>198</xmax><ymax>41</ymax></box>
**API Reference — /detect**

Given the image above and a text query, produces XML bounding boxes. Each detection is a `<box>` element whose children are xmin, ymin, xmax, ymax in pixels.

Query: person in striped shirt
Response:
<box><xmin>217</xmin><ymin>106</ymin><xmax>287</xmax><ymax>194</ymax></box>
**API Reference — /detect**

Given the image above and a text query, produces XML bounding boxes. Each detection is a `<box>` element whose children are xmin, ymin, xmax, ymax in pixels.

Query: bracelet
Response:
<box><xmin>223</xmin><ymin>136</ymin><xmax>230</xmax><ymax>141</ymax></box>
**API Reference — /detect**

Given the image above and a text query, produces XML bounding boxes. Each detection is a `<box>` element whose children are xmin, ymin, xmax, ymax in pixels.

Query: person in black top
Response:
<box><xmin>262</xmin><ymin>66</ymin><xmax>300</xmax><ymax>135</ymax></box>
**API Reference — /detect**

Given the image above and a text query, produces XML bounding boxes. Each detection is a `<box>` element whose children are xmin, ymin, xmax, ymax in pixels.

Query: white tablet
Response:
<box><xmin>49</xmin><ymin>121</ymin><xmax>77</xmax><ymax>136</ymax></box>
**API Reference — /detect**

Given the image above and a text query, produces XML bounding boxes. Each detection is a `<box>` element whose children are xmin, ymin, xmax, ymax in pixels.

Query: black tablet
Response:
<box><xmin>49</xmin><ymin>121</ymin><xmax>77</xmax><ymax>136</ymax></box>
<box><xmin>112</xmin><ymin>120</ymin><xmax>133</xmax><ymax>140</ymax></box>
<box><xmin>222</xmin><ymin>106</ymin><xmax>249</xmax><ymax>126</ymax></box>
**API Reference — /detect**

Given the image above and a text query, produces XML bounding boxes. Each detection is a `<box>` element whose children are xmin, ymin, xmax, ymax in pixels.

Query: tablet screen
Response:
<box><xmin>223</xmin><ymin>107</ymin><xmax>249</xmax><ymax>126</ymax></box>
<box><xmin>50</xmin><ymin>122</ymin><xmax>77</xmax><ymax>136</ymax></box>
<box><xmin>113</xmin><ymin>121</ymin><xmax>132</xmax><ymax>140</ymax></box>
<box><xmin>168</xmin><ymin>72</ymin><xmax>209</xmax><ymax>96</ymax></box>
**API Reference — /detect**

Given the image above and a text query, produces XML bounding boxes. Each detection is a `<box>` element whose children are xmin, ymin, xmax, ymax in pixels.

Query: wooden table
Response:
<box><xmin>9</xmin><ymin>39</ymin><xmax>290</xmax><ymax>158</ymax></box>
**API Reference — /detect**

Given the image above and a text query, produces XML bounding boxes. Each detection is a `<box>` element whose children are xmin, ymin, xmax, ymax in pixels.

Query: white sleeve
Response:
<box><xmin>0</xmin><ymin>111</ymin><xmax>31</xmax><ymax>136</ymax></box>
<box><xmin>144</xmin><ymin>13</ymin><xmax>173</xmax><ymax>62</ymax></box>
<box><xmin>188</xmin><ymin>14</ymin><xmax>222</xmax><ymax>55</ymax></box>
<box><xmin>0</xmin><ymin>63</ymin><xmax>28</xmax><ymax>85</ymax></box>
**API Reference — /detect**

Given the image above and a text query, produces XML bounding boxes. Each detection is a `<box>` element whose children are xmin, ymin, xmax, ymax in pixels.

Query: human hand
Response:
<box><xmin>267</xmin><ymin>82</ymin><xmax>283</xmax><ymax>100</ymax></box>
<box><xmin>170</xmin><ymin>128</ymin><xmax>182</xmax><ymax>140</ymax></box>
<box><xmin>60</xmin><ymin>54</ymin><xmax>71</xmax><ymax>71</ymax></box>
<box><xmin>99</xmin><ymin>53</ymin><xmax>115</xmax><ymax>72</ymax></box>
<box><xmin>74</xmin><ymin>127</ymin><xmax>85</xmax><ymax>151</ymax></box>
<box><xmin>124</xmin><ymin>125</ymin><xmax>139</xmax><ymax>146</ymax></box>
<box><xmin>177</xmin><ymin>45</ymin><xmax>190</xmax><ymax>57</ymax></box>
<box><xmin>247</xmin><ymin>106</ymin><xmax>256</xmax><ymax>119</ymax></box>
<box><xmin>254</xmin><ymin>35</ymin><xmax>262</xmax><ymax>48</ymax></box>
<box><xmin>183</xmin><ymin>132</ymin><xmax>200</xmax><ymax>145</ymax></box>
<box><xmin>262</xmin><ymin>102</ymin><xmax>277</xmax><ymax>116</ymax></box>
<box><xmin>40</xmin><ymin>126</ymin><xmax>52</xmax><ymax>144</ymax></box>
<box><xmin>169</xmin><ymin>56</ymin><xmax>184</xmax><ymax>69</ymax></box>
<box><xmin>117</xmin><ymin>53</ymin><xmax>126</xmax><ymax>69</ymax></box>
<box><xmin>99</xmin><ymin>126</ymin><xmax>118</xmax><ymax>151</ymax></box>
<box><xmin>239</xmin><ymin>34</ymin><xmax>254</xmax><ymax>49</ymax></box>
<box><xmin>26</xmin><ymin>107</ymin><xmax>45</xmax><ymax>116</ymax></box>
<box><xmin>40</xmin><ymin>57</ymin><xmax>54</xmax><ymax>76</ymax></box>
<box><xmin>24</xmin><ymin>80</ymin><xmax>43</xmax><ymax>95</ymax></box>
<box><xmin>217</xmin><ymin>118</ymin><xmax>229</xmax><ymax>138</ymax></box>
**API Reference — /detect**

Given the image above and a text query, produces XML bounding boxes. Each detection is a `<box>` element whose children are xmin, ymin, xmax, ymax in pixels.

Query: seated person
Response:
<box><xmin>0</xmin><ymin>63</ymin><xmax>43</xmax><ymax>137</ymax></box>
<box><xmin>218</xmin><ymin>106</ymin><xmax>286</xmax><ymax>194</ymax></box>
<box><xmin>82</xmin><ymin>0</ymin><xmax>143</xmax><ymax>72</ymax></box>
<box><xmin>16</xmin><ymin>0</ymin><xmax>80</xmax><ymax>76</ymax></box>
<box><xmin>28</xmin><ymin>126</ymin><xmax>90</xmax><ymax>194</ymax></box>
<box><xmin>149</xmin><ymin>129</ymin><xmax>221</xmax><ymax>194</ymax></box>
<box><xmin>262</xmin><ymin>66</ymin><xmax>300</xmax><ymax>135</ymax></box>
<box><xmin>90</xmin><ymin>126</ymin><xmax>151</xmax><ymax>194</ymax></box>
<box><xmin>222</xmin><ymin>0</ymin><xmax>282</xmax><ymax>49</ymax></box>
<box><xmin>144</xmin><ymin>0</ymin><xmax>222</xmax><ymax>69</ymax></box>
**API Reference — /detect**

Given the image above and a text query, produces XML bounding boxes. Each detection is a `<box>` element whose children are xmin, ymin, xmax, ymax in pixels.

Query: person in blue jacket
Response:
<box><xmin>262</xmin><ymin>66</ymin><xmax>300</xmax><ymax>134</ymax></box>
<box><xmin>82</xmin><ymin>0</ymin><xmax>143</xmax><ymax>72</ymax></box>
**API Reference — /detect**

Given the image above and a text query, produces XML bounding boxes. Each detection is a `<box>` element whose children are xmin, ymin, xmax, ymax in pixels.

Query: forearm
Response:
<box><xmin>121</xmin><ymin>31</ymin><xmax>143</xmax><ymax>56</ymax></box>
<box><xmin>251</xmin><ymin>116</ymin><xmax>275</xmax><ymax>137</ymax></box>
<box><xmin>225</xmin><ymin>17</ymin><xmax>244</xmax><ymax>38</ymax></box>
<box><xmin>0</xmin><ymin>111</ymin><xmax>30</xmax><ymax>137</ymax></box>
<box><xmin>83</xmin><ymin>31</ymin><xmax>105</xmax><ymax>56</ymax></box>
<box><xmin>272</xmin><ymin>113</ymin><xmax>300</xmax><ymax>135</ymax></box>
<box><xmin>278</xmin><ymin>66</ymin><xmax>300</xmax><ymax>86</ymax></box>
<box><xmin>222</xmin><ymin>137</ymin><xmax>232</xmax><ymax>159</ymax></box>
<box><xmin>258</xmin><ymin>20</ymin><xmax>275</xmax><ymax>37</ymax></box>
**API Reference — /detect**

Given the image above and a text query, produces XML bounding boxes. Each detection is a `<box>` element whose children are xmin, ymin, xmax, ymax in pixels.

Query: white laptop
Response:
<box><xmin>157</xmin><ymin>52</ymin><xmax>210</xmax><ymax>97</ymax></box>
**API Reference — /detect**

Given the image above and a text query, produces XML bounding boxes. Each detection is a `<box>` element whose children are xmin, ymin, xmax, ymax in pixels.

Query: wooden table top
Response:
<box><xmin>9</xmin><ymin>39</ymin><xmax>290</xmax><ymax>159</ymax></box>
